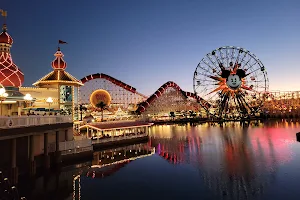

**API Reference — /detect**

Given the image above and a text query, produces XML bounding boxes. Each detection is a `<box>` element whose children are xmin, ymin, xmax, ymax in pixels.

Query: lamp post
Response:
<box><xmin>46</xmin><ymin>97</ymin><xmax>53</xmax><ymax>115</ymax></box>
<box><xmin>0</xmin><ymin>86</ymin><xmax>8</xmax><ymax>116</ymax></box>
<box><xmin>24</xmin><ymin>93</ymin><xmax>33</xmax><ymax>115</ymax></box>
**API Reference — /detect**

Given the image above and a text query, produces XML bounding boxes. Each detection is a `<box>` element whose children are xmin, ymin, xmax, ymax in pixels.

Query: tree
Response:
<box><xmin>79</xmin><ymin>104</ymin><xmax>88</xmax><ymax>121</ymax></box>
<box><xmin>189</xmin><ymin>110</ymin><xmax>197</xmax><ymax>118</ymax></box>
<box><xmin>95</xmin><ymin>101</ymin><xmax>108</xmax><ymax>122</ymax></box>
<box><xmin>170</xmin><ymin>111</ymin><xmax>175</xmax><ymax>120</ymax></box>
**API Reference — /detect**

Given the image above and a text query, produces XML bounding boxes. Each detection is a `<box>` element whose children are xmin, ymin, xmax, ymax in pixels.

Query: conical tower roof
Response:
<box><xmin>33</xmin><ymin>47</ymin><xmax>83</xmax><ymax>87</ymax></box>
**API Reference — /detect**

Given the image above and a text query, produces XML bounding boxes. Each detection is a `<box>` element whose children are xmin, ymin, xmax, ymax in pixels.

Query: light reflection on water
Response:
<box><xmin>147</xmin><ymin>120</ymin><xmax>300</xmax><ymax>200</ymax></box>
<box><xmin>19</xmin><ymin>120</ymin><xmax>300</xmax><ymax>200</ymax></box>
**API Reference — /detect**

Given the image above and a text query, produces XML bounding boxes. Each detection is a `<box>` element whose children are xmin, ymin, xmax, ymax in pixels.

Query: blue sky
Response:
<box><xmin>1</xmin><ymin>0</ymin><xmax>300</xmax><ymax>95</ymax></box>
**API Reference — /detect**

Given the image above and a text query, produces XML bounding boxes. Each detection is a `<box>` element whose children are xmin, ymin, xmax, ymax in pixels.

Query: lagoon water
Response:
<box><xmin>19</xmin><ymin>120</ymin><xmax>300</xmax><ymax>200</ymax></box>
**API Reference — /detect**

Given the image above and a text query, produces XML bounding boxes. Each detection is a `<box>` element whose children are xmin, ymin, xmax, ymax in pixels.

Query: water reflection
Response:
<box><xmin>73</xmin><ymin>143</ymin><xmax>155</xmax><ymax>200</ymax></box>
<box><xmin>150</xmin><ymin>120</ymin><xmax>297</xmax><ymax>200</ymax></box>
<box><xmin>88</xmin><ymin>143</ymin><xmax>155</xmax><ymax>178</ymax></box>
<box><xmin>17</xmin><ymin>120</ymin><xmax>300</xmax><ymax>200</ymax></box>
<box><xmin>18</xmin><ymin>143</ymin><xmax>154</xmax><ymax>200</ymax></box>
<box><xmin>18</xmin><ymin>163</ymin><xmax>88</xmax><ymax>200</ymax></box>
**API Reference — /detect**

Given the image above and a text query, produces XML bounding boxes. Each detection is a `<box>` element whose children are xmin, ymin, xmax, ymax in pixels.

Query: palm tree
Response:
<box><xmin>96</xmin><ymin>101</ymin><xmax>107</xmax><ymax>122</ymax></box>
<box><xmin>170</xmin><ymin>111</ymin><xmax>175</xmax><ymax>120</ymax></box>
<box><xmin>189</xmin><ymin>110</ymin><xmax>196</xmax><ymax>118</ymax></box>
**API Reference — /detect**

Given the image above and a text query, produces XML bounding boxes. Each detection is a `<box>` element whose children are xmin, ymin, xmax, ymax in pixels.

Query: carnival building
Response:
<box><xmin>0</xmin><ymin>22</ymin><xmax>25</xmax><ymax>116</ymax></box>
<box><xmin>0</xmin><ymin>13</ymin><xmax>82</xmax><ymax>121</ymax></box>
<box><xmin>21</xmin><ymin>46</ymin><xmax>83</xmax><ymax>120</ymax></box>
<box><xmin>0</xmin><ymin>18</ymin><xmax>82</xmax><ymax>119</ymax></box>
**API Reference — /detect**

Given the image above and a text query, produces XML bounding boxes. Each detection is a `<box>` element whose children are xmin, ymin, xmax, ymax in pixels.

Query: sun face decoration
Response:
<box><xmin>193</xmin><ymin>46</ymin><xmax>269</xmax><ymax>119</ymax></box>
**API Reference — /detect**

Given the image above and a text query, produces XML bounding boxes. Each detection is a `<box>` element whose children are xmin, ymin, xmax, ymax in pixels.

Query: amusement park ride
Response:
<box><xmin>76</xmin><ymin>46</ymin><xmax>300</xmax><ymax>121</ymax></box>
<box><xmin>193</xmin><ymin>46</ymin><xmax>300</xmax><ymax>120</ymax></box>
<box><xmin>79</xmin><ymin>46</ymin><xmax>300</xmax><ymax>121</ymax></box>
<box><xmin>193</xmin><ymin>46</ymin><xmax>269</xmax><ymax>120</ymax></box>
<box><xmin>0</xmin><ymin>9</ymin><xmax>298</xmax><ymax>121</ymax></box>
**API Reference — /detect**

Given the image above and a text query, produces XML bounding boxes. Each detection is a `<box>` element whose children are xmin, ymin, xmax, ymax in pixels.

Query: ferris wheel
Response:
<box><xmin>193</xmin><ymin>46</ymin><xmax>269</xmax><ymax>119</ymax></box>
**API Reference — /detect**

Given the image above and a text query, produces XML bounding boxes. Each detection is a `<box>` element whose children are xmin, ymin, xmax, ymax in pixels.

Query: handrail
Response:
<box><xmin>0</xmin><ymin>115</ymin><xmax>73</xmax><ymax>129</ymax></box>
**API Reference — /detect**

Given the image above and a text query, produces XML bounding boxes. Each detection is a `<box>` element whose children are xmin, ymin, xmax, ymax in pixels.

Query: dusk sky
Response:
<box><xmin>2</xmin><ymin>0</ymin><xmax>300</xmax><ymax>96</ymax></box>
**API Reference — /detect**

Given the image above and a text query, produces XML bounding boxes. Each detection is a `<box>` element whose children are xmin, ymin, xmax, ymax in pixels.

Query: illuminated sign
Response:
<box><xmin>90</xmin><ymin>89</ymin><xmax>111</xmax><ymax>108</ymax></box>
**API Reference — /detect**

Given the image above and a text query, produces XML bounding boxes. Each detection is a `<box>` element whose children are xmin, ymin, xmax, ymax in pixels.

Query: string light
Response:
<box><xmin>73</xmin><ymin>175</ymin><xmax>81</xmax><ymax>200</ymax></box>
<box><xmin>79</xmin><ymin>121</ymin><xmax>153</xmax><ymax>132</ymax></box>
<box><xmin>90</xmin><ymin>148</ymin><xmax>155</xmax><ymax>169</ymax></box>
<box><xmin>33</xmin><ymin>71</ymin><xmax>83</xmax><ymax>86</ymax></box>
<box><xmin>52</xmin><ymin>47</ymin><xmax>67</xmax><ymax>70</ymax></box>
<box><xmin>81</xmin><ymin>73</ymin><xmax>137</xmax><ymax>93</ymax></box>
<box><xmin>33</xmin><ymin>48</ymin><xmax>83</xmax><ymax>86</ymax></box>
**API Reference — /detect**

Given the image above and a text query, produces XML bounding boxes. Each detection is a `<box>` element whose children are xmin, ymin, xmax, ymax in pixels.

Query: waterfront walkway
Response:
<box><xmin>0</xmin><ymin>115</ymin><xmax>72</xmax><ymax>129</ymax></box>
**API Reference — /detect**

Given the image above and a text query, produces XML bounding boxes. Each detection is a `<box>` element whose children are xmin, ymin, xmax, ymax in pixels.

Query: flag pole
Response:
<box><xmin>58</xmin><ymin>40</ymin><xmax>68</xmax><ymax>50</ymax></box>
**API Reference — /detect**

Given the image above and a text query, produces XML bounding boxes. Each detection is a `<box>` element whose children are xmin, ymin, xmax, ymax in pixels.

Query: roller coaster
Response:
<box><xmin>78</xmin><ymin>72</ymin><xmax>300</xmax><ymax>120</ymax></box>
<box><xmin>77</xmin><ymin>45</ymin><xmax>299</xmax><ymax>121</ymax></box>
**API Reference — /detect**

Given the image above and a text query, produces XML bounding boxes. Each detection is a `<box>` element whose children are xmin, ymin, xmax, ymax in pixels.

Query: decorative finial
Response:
<box><xmin>0</xmin><ymin>9</ymin><xmax>7</xmax><ymax>22</ymax></box>
<box><xmin>0</xmin><ymin>9</ymin><xmax>7</xmax><ymax>31</ymax></box>
<box><xmin>52</xmin><ymin>45</ymin><xmax>67</xmax><ymax>70</ymax></box>
<box><xmin>2</xmin><ymin>24</ymin><xmax>7</xmax><ymax>32</ymax></box>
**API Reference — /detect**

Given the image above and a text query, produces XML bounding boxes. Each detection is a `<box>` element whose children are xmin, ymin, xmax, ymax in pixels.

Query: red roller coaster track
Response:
<box><xmin>136</xmin><ymin>81</ymin><xmax>210</xmax><ymax>113</ymax></box>
<box><xmin>81</xmin><ymin>73</ymin><xmax>137</xmax><ymax>93</ymax></box>
<box><xmin>81</xmin><ymin>74</ymin><xmax>210</xmax><ymax>113</ymax></box>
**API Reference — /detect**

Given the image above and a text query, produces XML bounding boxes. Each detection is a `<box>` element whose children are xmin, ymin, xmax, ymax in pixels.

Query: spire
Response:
<box><xmin>33</xmin><ymin>44</ymin><xmax>82</xmax><ymax>87</ymax></box>
<box><xmin>0</xmin><ymin>9</ymin><xmax>24</xmax><ymax>87</ymax></box>
<box><xmin>0</xmin><ymin>9</ymin><xmax>7</xmax><ymax>31</ymax></box>
<box><xmin>51</xmin><ymin>47</ymin><xmax>67</xmax><ymax>70</ymax></box>
<box><xmin>2</xmin><ymin>23</ymin><xmax>7</xmax><ymax>32</ymax></box>
<box><xmin>0</xmin><ymin>25</ymin><xmax>12</xmax><ymax>46</ymax></box>
<box><xmin>0</xmin><ymin>10</ymin><xmax>12</xmax><ymax>46</ymax></box>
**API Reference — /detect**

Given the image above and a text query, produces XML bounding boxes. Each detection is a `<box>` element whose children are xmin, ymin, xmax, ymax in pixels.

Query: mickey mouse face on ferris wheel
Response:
<box><xmin>226</xmin><ymin>74</ymin><xmax>242</xmax><ymax>90</ymax></box>
<box><xmin>221</xmin><ymin>69</ymin><xmax>246</xmax><ymax>90</ymax></box>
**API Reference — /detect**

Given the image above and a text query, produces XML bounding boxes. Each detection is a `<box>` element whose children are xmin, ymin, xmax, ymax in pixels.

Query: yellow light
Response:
<box><xmin>24</xmin><ymin>93</ymin><xmax>33</xmax><ymax>101</ymax></box>
<box><xmin>89</xmin><ymin>89</ymin><xmax>112</xmax><ymax>107</ymax></box>
<box><xmin>91</xmin><ymin>149</ymin><xmax>155</xmax><ymax>169</ymax></box>
<box><xmin>46</xmin><ymin>97</ymin><xmax>53</xmax><ymax>103</ymax></box>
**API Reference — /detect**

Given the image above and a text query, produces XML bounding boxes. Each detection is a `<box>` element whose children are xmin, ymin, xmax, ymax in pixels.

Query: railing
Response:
<box><xmin>89</xmin><ymin>120</ymin><xmax>138</xmax><ymax>125</ymax></box>
<box><xmin>0</xmin><ymin>115</ymin><xmax>73</xmax><ymax>129</ymax></box>
<box><xmin>61</xmin><ymin>146</ymin><xmax>93</xmax><ymax>155</ymax></box>
<box><xmin>92</xmin><ymin>133</ymin><xmax>148</xmax><ymax>144</ymax></box>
